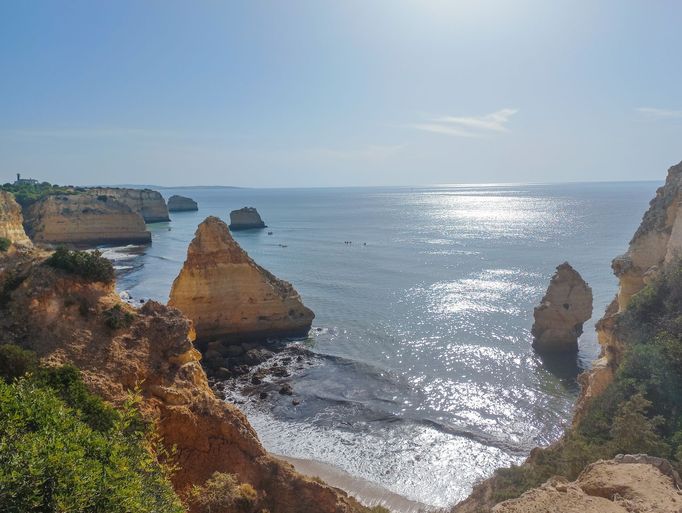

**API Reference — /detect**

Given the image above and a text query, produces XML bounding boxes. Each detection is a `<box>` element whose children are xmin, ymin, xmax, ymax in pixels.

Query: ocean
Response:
<box><xmin>106</xmin><ymin>182</ymin><xmax>658</xmax><ymax>509</ymax></box>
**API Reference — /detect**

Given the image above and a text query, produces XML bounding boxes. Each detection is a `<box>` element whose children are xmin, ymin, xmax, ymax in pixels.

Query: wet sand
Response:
<box><xmin>275</xmin><ymin>454</ymin><xmax>436</xmax><ymax>513</ymax></box>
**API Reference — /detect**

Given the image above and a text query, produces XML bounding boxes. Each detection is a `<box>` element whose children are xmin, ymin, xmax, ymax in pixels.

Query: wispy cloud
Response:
<box><xmin>636</xmin><ymin>107</ymin><xmax>682</xmax><ymax>119</ymax></box>
<box><xmin>412</xmin><ymin>108</ymin><xmax>518</xmax><ymax>138</ymax></box>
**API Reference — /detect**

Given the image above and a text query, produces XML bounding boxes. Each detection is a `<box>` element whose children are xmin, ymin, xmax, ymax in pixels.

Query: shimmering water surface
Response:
<box><xmin>110</xmin><ymin>182</ymin><xmax>657</xmax><ymax>508</ymax></box>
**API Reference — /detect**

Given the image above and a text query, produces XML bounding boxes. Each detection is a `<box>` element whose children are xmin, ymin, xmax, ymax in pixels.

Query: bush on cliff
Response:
<box><xmin>189</xmin><ymin>472</ymin><xmax>259</xmax><ymax>513</ymax></box>
<box><xmin>104</xmin><ymin>304</ymin><xmax>136</xmax><ymax>330</ymax></box>
<box><xmin>46</xmin><ymin>246</ymin><xmax>115</xmax><ymax>283</ymax></box>
<box><xmin>0</xmin><ymin>238</ymin><xmax>10</xmax><ymax>252</ymax></box>
<box><xmin>0</xmin><ymin>344</ymin><xmax>183</xmax><ymax>513</ymax></box>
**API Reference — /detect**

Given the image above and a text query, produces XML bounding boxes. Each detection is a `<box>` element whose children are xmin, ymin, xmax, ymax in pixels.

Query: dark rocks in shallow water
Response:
<box><xmin>259</xmin><ymin>392</ymin><xmax>268</xmax><ymax>400</ymax></box>
<box><xmin>279</xmin><ymin>384</ymin><xmax>293</xmax><ymax>395</ymax></box>
<box><xmin>271</xmin><ymin>366</ymin><xmax>289</xmax><ymax>378</ymax></box>
<box><xmin>244</xmin><ymin>348</ymin><xmax>274</xmax><ymax>366</ymax></box>
<box><xmin>228</xmin><ymin>207</ymin><xmax>267</xmax><ymax>230</ymax></box>
<box><xmin>215</xmin><ymin>367</ymin><xmax>231</xmax><ymax>380</ymax></box>
<box><xmin>292</xmin><ymin>399</ymin><xmax>300</xmax><ymax>406</ymax></box>
<box><xmin>251</xmin><ymin>375</ymin><xmax>262</xmax><ymax>385</ymax></box>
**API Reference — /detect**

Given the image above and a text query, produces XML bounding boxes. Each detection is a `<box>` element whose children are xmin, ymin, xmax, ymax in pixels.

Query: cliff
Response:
<box><xmin>88</xmin><ymin>187</ymin><xmax>170</xmax><ymax>223</ymax></box>
<box><xmin>169</xmin><ymin>216</ymin><xmax>314</xmax><ymax>342</ymax></box>
<box><xmin>0</xmin><ymin>191</ymin><xmax>31</xmax><ymax>246</ymax></box>
<box><xmin>531</xmin><ymin>262</ymin><xmax>593</xmax><ymax>353</ymax></box>
<box><xmin>24</xmin><ymin>194</ymin><xmax>151</xmax><ymax>246</ymax></box>
<box><xmin>0</xmin><ymin>251</ymin><xmax>366</xmax><ymax>513</ymax></box>
<box><xmin>229</xmin><ymin>207</ymin><xmax>267</xmax><ymax>230</ymax></box>
<box><xmin>168</xmin><ymin>195</ymin><xmax>199</xmax><ymax>212</ymax></box>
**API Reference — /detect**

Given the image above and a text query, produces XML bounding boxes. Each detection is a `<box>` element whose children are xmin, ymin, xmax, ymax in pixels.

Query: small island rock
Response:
<box><xmin>229</xmin><ymin>207</ymin><xmax>266</xmax><ymax>230</ymax></box>
<box><xmin>532</xmin><ymin>262</ymin><xmax>593</xmax><ymax>353</ymax></box>
<box><xmin>168</xmin><ymin>216</ymin><xmax>314</xmax><ymax>342</ymax></box>
<box><xmin>168</xmin><ymin>195</ymin><xmax>198</xmax><ymax>212</ymax></box>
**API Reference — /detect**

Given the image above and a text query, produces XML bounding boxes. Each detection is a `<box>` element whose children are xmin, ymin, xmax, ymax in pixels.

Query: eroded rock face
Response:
<box><xmin>88</xmin><ymin>187</ymin><xmax>170</xmax><ymax>223</ymax></box>
<box><xmin>229</xmin><ymin>206</ymin><xmax>266</xmax><ymax>230</ymax></box>
<box><xmin>580</xmin><ymin>160</ymin><xmax>682</xmax><ymax>420</ymax></box>
<box><xmin>167</xmin><ymin>194</ymin><xmax>198</xmax><ymax>212</ymax></box>
<box><xmin>24</xmin><ymin>194</ymin><xmax>151</xmax><ymax>245</ymax></box>
<box><xmin>532</xmin><ymin>262</ymin><xmax>593</xmax><ymax>352</ymax></box>
<box><xmin>169</xmin><ymin>216</ymin><xmax>314</xmax><ymax>342</ymax></box>
<box><xmin>492</xmin><ymin>457</ymin><xmax>682</xmax><ymax>513</ymax></box>
<box><xmin>0</xmin><ymin>252</ymin><xmax>363</xmax><ymax>513</ymax></box>
<box><xmin>0</xmin><ymin>191</ymin><xmax>31</xmax><ymax>246</ymax></box>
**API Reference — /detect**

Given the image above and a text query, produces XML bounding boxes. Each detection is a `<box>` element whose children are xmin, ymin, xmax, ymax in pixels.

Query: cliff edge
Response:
<box><xmin>0</xmin><ymin>191</ymin><xmax>31</xmax><ymax>247</ymax></box>
<box><xmin>0</xmin><ymin>251</ymin><xmax>366</xmax><ymax>513</ymax></box>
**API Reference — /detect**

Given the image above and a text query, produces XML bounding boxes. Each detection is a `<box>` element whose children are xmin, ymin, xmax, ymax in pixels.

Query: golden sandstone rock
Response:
<box><xmin>0</xmin><ymin>191</ymin><xmax>31</xmax><ymax>246</ymax></box>
<box><xmin>169</xmin><ymin>216</ymin><xmax>314</xmax><ymax>343</ymax></box>
<box><xmin>24</xmin><ymin>194</ymin><xmax>151</xmax><ymax>245</ymax></box>
<box><xmin>532</xmin><ymin>262</ymin><xmax>593</xmax><ymax>353</ymax></box>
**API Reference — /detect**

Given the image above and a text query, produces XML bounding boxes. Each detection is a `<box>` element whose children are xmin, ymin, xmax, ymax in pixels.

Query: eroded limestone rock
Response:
<box><xmin>88</xmin><ymin>187</ymin><xmax>170</xmax><ymax>223</ymax></box>
<box><xmin>532</xmin><ymin>262</ymin><xmax>593</xmax><ymax>352</ymax></box>
<box><xmin>229</xmin><ymin>206</ymin><xmax>266</xmax><ymax>230</ymax></box>
<box><xmin>0</xmin><ymin>191</ymin><xmax>31</xmax><ymax>247</ymax></box>
<box><xmin>167</xmin><ymin>194</ymin><xmax>198</xmax><ymax>212</ymax></box>
<box><xmin>169</xmin><ymin>216</ymin><xmax>313</xmax><ymax>342</ymax></box>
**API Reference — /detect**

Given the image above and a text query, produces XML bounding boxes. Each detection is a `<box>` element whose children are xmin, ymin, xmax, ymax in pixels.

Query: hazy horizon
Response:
<box><xmin>2</xmin><ymin>1</ymin><xmax>681</xmax><ymax>187</ymax></box>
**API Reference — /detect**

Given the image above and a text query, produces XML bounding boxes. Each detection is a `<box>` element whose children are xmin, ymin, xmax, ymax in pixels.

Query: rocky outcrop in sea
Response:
<box><xmin>531</xmin><ymin>262</ymin><xmax>593</xmax><ymax>353</ymax></box>
<box><xmin>168</xmin><ymin>216</ymin><xmax>314</xmax><ymax>343</ymax></box>
<box><xmin>24</xmin><ymin>194</ymin><xmax>151</xmax><ymax>245</ymax></box>
<box><xmin>87</xmin><ymin>187</ymin><xmax>170</xmax><ymax>223</ymax></box>
<box><xmin>167</xmin><ymin>194</ymin><xmax>198</xmax><ymax>212</ymax></box>
<box><xmin>229</xmin><ymin>206</ymin><xmax>267</xmax><ymax>230</ymax></box>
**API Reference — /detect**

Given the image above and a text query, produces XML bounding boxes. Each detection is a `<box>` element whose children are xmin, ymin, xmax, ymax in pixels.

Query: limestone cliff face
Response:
<box><xmin>24</xmin><ymin>194</ymin><xmax>151</xmax><ymax>246</ymax></box>
<box><xmin>168</xmin><ymin>195</ymin><xmax>198</xmax><ymax>212</ymax></box>
<box><xmin>229</xmin><ymin>207</ymin><xmax>266</xmax><ymax>230</ymax></box>
<box><xmin>492</xmin><ymin>456</ymin><xmax>682</xmax><ymax>513</ymax></box>
<box><xmin>88</xmin><ymin>187</ymin><xmax>170</xmax><ymax>223</ymax></box>
<box><xmin>169</xmin><ymin>216</ymin><xmax>314</xmax><ymax>342</ymax></box>
<box><xmin>0</xmin><ymin>253</ymin><xmax>364</xmax><ymax>513</ymax></box>
<box><xmin>0</xmin><ymin>191</ymin><xmax>31</xmax><ymax>246</ymax></box>
<box><xmin>531</xmin><ymin>262</ymin><xmax>593</xmax><ymax>353</ymax></box>
<box><xmin>578</xmin><ymin>160</ymin><xmax>682</xmax><ymax>419</ymax></box>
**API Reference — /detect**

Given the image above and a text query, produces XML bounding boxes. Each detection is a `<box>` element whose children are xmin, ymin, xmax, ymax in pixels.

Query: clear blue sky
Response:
<box><xmin>1</xmin><ymin>1</ymin><xmax>681</xmax><ymax>187</ymax></box>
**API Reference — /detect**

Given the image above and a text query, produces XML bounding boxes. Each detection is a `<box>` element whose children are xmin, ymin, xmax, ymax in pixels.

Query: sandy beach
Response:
<box><xmin>276</xmin><ymin>454</ymin><xmax>435</xmax><ymax>513</ymax></box>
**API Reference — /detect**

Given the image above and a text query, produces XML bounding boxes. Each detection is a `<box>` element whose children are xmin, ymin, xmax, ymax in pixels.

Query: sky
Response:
<box><xmin>1</xmin><ymin>0</ymin><xmax>681</xmax><ymax>187</ymax></box>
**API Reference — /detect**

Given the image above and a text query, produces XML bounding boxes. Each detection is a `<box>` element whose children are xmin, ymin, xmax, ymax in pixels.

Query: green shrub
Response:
<box><xmin>0</xmin><ymin>181</ymin><xmax>80</xmax><ymax>208</ymax></box>
<box><xmin>104</xmin><ymin>304</ymin><xmax>136</xmax><ymax>330</ymax></box>
<box><xmin>0</xmin><ymin>378</ymin><xmax>184</xmax><ymax>513</ymax></box>
<box><xmin>46</xmin><ymin>247</ymin><xmax>115</xmax><ymax>283</ymax></box>
<box><xmin>189</xmin><ymin>472</ymin><xmax>259</xmax><ymax>513</ymax></box>
<box><xmin>0</xmin><ymin>238</ymin><xmax>10</xmax><ymax>252</ymax></box>
<box><xmin>0</xmin><ymin>344</ymin><xmax>38</xmax><ymax>383</ymax></box>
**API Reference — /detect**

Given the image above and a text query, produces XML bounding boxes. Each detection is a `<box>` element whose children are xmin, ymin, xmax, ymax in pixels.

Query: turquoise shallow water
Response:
<box><xmin>108</xmin><ymin>182</ymin><xmax>658</xmax><ymax>507</ymax></box>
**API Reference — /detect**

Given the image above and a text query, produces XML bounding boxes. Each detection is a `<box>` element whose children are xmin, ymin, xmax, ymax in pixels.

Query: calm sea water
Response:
<box><xmin>108</xmin><ymin>182</ymin><xmax>657</xmax><ymax>508</ymax></box>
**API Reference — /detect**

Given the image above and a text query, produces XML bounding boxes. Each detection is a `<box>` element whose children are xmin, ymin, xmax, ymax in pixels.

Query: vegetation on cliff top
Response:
<box><xmin>1</xmin><ymin>181</ymin><xmax>82</xmax><ymax>208</ymax></box>
<box><xmin>0</xmin><ymin>344</ymin><xmax>184</xmax><ymax>513</ymax></box>
<box><xmin>482</xmin><ymin>262</ymin><xmax>682</xmax><ymax>504</ymax></box>
<box><xmin>46</xmin><ymin>247</ymin><xmax>115</xmax><ymax>283</ymax></box>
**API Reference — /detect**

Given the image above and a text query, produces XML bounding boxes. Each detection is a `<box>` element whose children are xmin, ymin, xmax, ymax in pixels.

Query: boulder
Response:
<box><xmin>168</xmin><ymin>216</ymin><xmax>314</xmax><ymax>342</ymax></box>
<box><xmin>229</xmin><ymin>207</ymin><xmax>266</xmax><ymax>230</ymax></box>
<box><xmin>167</xmin><ymin>195</ymin><xmax>198</xmax><ymax>212</ymax></box>
<box><xmin>532</xmin><ymin>262</ymin><xmax>593</xmax><ymax>352</ymax></box>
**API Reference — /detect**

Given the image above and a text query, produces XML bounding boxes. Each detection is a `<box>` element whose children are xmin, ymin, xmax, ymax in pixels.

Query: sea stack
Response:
<box><xmin>167</xmin><ymin>195</ymin><xmax>198</xmax><ymax>212</ymax></box>
<box><xmin>0</xmin><ymin>191</ymin><xmax>31</xmax><ymax>247</ymax></box>
<box><xmin>229</xmin><ymin>207</ymin><xmax>266</xmax><ymax>230</ymax></box>
<box><xmin>532</xmin><ymin>262</ymin><xmax>593</xmax><ymax>353</ymax></box>
<box><xmin>168</xmin><ymin>216</ymin><xmax>314</xmax><ymax>342</ymax></box>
